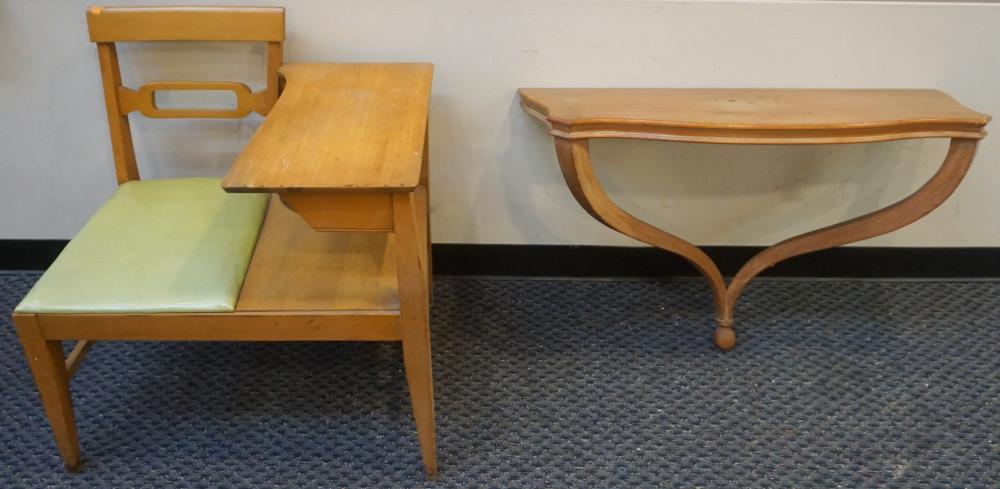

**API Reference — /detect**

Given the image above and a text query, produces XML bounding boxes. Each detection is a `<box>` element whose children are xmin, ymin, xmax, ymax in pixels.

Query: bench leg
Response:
<box><xmin>394</xmin><ymin>193</ymin><xmax>438</xmax><ymax>479</ymax></box>
<box><xmin>418</xmin><ymin>125</ymin><xmax>433</xmax><ymax>302</ymax></box>
<box><xmin>13</xmin><ymin>314</ymin><xmax>81</xmax><ymax>472</ymax></box>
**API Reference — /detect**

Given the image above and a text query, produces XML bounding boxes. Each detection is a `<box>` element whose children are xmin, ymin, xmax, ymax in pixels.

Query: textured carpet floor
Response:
<box><xmin>1</xmin><ymin>271</ymin><xmax>999</xmax><ymax>488</ymax></box>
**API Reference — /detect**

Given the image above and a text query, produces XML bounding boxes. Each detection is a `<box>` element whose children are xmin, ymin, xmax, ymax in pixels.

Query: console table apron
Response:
<box><xmin>519</xmin><ymin>88</ymin><xmax>990</xmax><ymax>350</ymax></box>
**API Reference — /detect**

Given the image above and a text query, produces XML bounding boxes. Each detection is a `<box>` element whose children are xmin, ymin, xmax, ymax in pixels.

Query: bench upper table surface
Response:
<box><xmin>519</xmin><ymin>88</ymin><xmax>990</xmax><ymax>144</ymax></box>
<box><xmin>223</xmin><ymin>63</ymin><xmax>433</xmax><ymax>193</ymax></box>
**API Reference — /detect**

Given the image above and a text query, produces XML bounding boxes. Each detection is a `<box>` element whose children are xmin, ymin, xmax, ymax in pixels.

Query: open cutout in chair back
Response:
<box><xmin>86</xmin><ymin>6</ymin><xmax>285</xmax><ymax>183</ymax></box>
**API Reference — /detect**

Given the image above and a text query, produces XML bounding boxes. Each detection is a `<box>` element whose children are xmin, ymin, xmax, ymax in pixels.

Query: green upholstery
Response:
<box><xmin>15</xmin><ymin>178</ymin><xmax>269</xmax><ymax>314</ymax></box>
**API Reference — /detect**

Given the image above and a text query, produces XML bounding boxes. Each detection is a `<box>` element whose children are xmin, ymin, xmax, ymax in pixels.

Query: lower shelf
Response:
<box><xmin>236</xmin><ymin>197</ymin><xmax>400</xmax><ymax>313</ymax></box>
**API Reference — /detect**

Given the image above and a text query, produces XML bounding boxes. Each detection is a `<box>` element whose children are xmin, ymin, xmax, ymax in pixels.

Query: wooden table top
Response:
<box><xmin>223</xmin><ymin>63</ymin><xmax>433</xmax><ymax>193</ymax></box>
<box><xmin>519</xmin><ymin>88</ymin><xmax>989</xmax><ymax>144</ymax></box>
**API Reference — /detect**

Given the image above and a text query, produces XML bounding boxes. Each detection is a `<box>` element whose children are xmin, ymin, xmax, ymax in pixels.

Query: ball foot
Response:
<box><xmin>713</xmin><ymin>326</ymin><xmax>736</xmax><ymax>351</ymax></box>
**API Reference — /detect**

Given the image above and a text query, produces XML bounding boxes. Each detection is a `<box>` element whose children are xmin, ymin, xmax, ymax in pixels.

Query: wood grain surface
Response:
<box><xmin>520</xmin><ymin>88</ymin><xmax>989</xmax><ymax>144</ymax></box>
<box><xmin>223</xmin><ymin>63</ymin><xmax>434</xmax><ymax>193</ymax></box>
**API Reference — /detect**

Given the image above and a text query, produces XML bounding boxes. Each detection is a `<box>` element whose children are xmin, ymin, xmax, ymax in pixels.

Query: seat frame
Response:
<box><xmin>13</xmin><ymin>6</ymin><xmax>436</xmax><ymax>478</ymax></box>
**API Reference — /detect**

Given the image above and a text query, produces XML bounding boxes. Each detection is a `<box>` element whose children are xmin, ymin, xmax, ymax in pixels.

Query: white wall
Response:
<box><xmin>1</xmin><ymin>0</ymin><xmax>998</xmax><ymax>247</ymax></box>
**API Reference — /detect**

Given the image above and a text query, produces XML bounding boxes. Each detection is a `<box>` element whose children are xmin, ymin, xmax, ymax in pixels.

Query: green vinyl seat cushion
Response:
<box><xmin>15</xmin><ymin>178</ymin><xmax>269</xmax><ymax>314</ymax></box>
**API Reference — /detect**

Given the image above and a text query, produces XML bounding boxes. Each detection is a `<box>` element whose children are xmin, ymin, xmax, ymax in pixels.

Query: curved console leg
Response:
<box><xmin>724</xmin><ymin>138</ymin><xmax>979</xmax><ymax>326</ymax></box>
<box><xmin>553</xmin><ymin>138</ymin><xmax>733</xmax><ymax>347</ymax></box>
<box><xmin>552</xmin><ymin>137</ymin><xmax>976</xmax><ymax>350</ymax></box>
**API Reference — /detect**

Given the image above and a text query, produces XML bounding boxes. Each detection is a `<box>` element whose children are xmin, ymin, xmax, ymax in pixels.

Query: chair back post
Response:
<box><xmin>85</xmin><ymin>6</ymin><xmax>285</xmax><ymax>184</ymax></box>
<box><xmin>94</xmin><ymin>41</ymin><xmax>139</xmax><ymax>183</ymax></box>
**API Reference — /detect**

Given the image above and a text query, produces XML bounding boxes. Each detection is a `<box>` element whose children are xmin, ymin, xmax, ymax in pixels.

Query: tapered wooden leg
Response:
<box><xmin>393</xmin><ymin>192</ymin><xmax>437</xmax><ymax>479</ymax></box>
<box><xmin>414</xmin><ymin>185</ymin><xmax>431</xmax><ymax>303</ymax></box>
<box><xmin>13</xmin><ymin>314</ymin><xmax>81</xmax><ymax>472</ymax></box>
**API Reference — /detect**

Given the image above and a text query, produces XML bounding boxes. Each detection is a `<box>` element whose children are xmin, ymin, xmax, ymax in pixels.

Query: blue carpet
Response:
<box><xmin>1</xmin><ymin>271</ymin><xmax>999</xmax><ymax>487</ymax></box>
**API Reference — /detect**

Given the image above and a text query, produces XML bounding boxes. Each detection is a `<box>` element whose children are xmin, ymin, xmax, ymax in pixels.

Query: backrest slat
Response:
<box><xmin>87</xmin><ymin>6</ymin><xmax>284</xmax><ymax>42</ymax></box>
<box><xmin>117</xmin><ymin>81</ymin><xmax>256</xmax><ymax>119</ymax></box>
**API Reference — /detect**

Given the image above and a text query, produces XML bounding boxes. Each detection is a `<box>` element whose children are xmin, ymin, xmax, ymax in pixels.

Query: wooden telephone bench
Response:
<box><xmin>520</xmin><ymin>88</ymin><xmax>990</xmax><ymax>350</ymax></box>
<box><xmin>13</xmin><ymin>7</ymin><xmax>438</xmax><ymax>478</ymax></box>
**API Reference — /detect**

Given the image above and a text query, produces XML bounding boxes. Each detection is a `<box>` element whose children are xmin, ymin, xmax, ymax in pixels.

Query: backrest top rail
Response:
<box><xmin>87</xmin><ymin>6</ymin><xmax>285</xmax><ymax>42</ymax></box>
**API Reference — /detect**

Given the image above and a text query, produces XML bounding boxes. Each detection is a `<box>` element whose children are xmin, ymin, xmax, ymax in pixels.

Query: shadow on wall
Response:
<box><xmin>427</xmin><ymin>90</ymin><xmax>588</xmax><ymax>245</ymax></box>
<box><xmin>592</xmin><ymin>137</ymin><xmax>940</xmax><ymax>246</ymax></box>
<box><xmin>591</xmin><ymin>138</ymin><xmax>940</xmax><ymax>246</ymax></box>
<box><xmin>498</xmin><ymin>94</ymin><xmax>583</xmax><ymax>244</ymax></box>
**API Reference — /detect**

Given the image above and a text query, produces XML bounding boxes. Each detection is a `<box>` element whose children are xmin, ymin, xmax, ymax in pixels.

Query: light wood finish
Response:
<box><xmin>64</xmin><ymin>340</ymin><xmax>94</xmax><ymax>379</ymax></box>
<box><xmin>721</xmin><ymin>139</ymin><xmax>979</xmax><ymax>334</ymax></box>
<box><xmin>108</xmin><ymin>53</ymin><xmax>282</xmax><ymax>120</ymax></box>
<box><xmin>278</xmin><ymin>193</ymin><xmax>395</xmax><ymax>231</ymax></box>
<box><xmin>236</xmin><ymin>198</ymin><xmax>399</xmax><ymax>311</ymax></box>
<box><xmin>89</xmin><ymin>7</ymin><xmax>282</xmax><ymax>182</ymax></box>
<box><xmin>256</xmin><ymin>41</ymin><xmax>284</xmax><ymax>116</ymax></box>
<box><xmin>521</xmin><ymin>88</ymin><xmax>990</xmax><ymax>144</ymax></box>
<box><xmin>117</xmin><ymin>81</ymin><xmax>257</xmax><ymax>119</ymax></box>
<box><xmin>415</xmin><ymin>185</ymin><xmax>431</xmax><ymax>300</ymax></box>
<box><xmin>418</xmin><ymin>127</ymin><xmax>433</xmax><ymax>299</ymax></box>
<box><xmin>393</xmin><ymin>192</ymin><xmax>437</xmax><ymax>479</ymax></box>
<box><xmin>96</xmin><ymin>43</ymin><xmax>138</xmax><ymax>183</ymax></box>
<box><xmin>32</xmin><ymin>312</ymin><xmax>400</xmax><ymax>342</ymax></box>
<box><xmin>223</xmin><ymin>63</ymin><xmax>434</xmax><ymax>193</ymax></box>
<box><xmin>13</xmin><ymin>314</ymin><xmax>80</xmax><ymax>472</ymax></box>
<box><xmin>16</xmin><ymin>7</ymin><xmax>435</xmax><ymax>478</ymax></box>
<box><xmin>524</xmin><ymin>88</ymin><xmax>988</xmax><ymax>350</ymax></box>
<box><xmin>86</xmin><ymin>6</ymin><xmax>284</xmax><ymax>42</ymax></box>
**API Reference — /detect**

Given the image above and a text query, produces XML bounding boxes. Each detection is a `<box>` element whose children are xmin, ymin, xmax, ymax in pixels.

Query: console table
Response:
<box><xmin>519</xmin><ymin>88</ymin><xmax>989</xmax><ymax>350</ymax></box>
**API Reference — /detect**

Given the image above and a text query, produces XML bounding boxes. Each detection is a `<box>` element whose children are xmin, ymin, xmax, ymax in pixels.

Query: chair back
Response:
<box><xmin>86</xmin><ymin>6</ymin><xmax>284</xmax><ymax>183</ymax></box>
